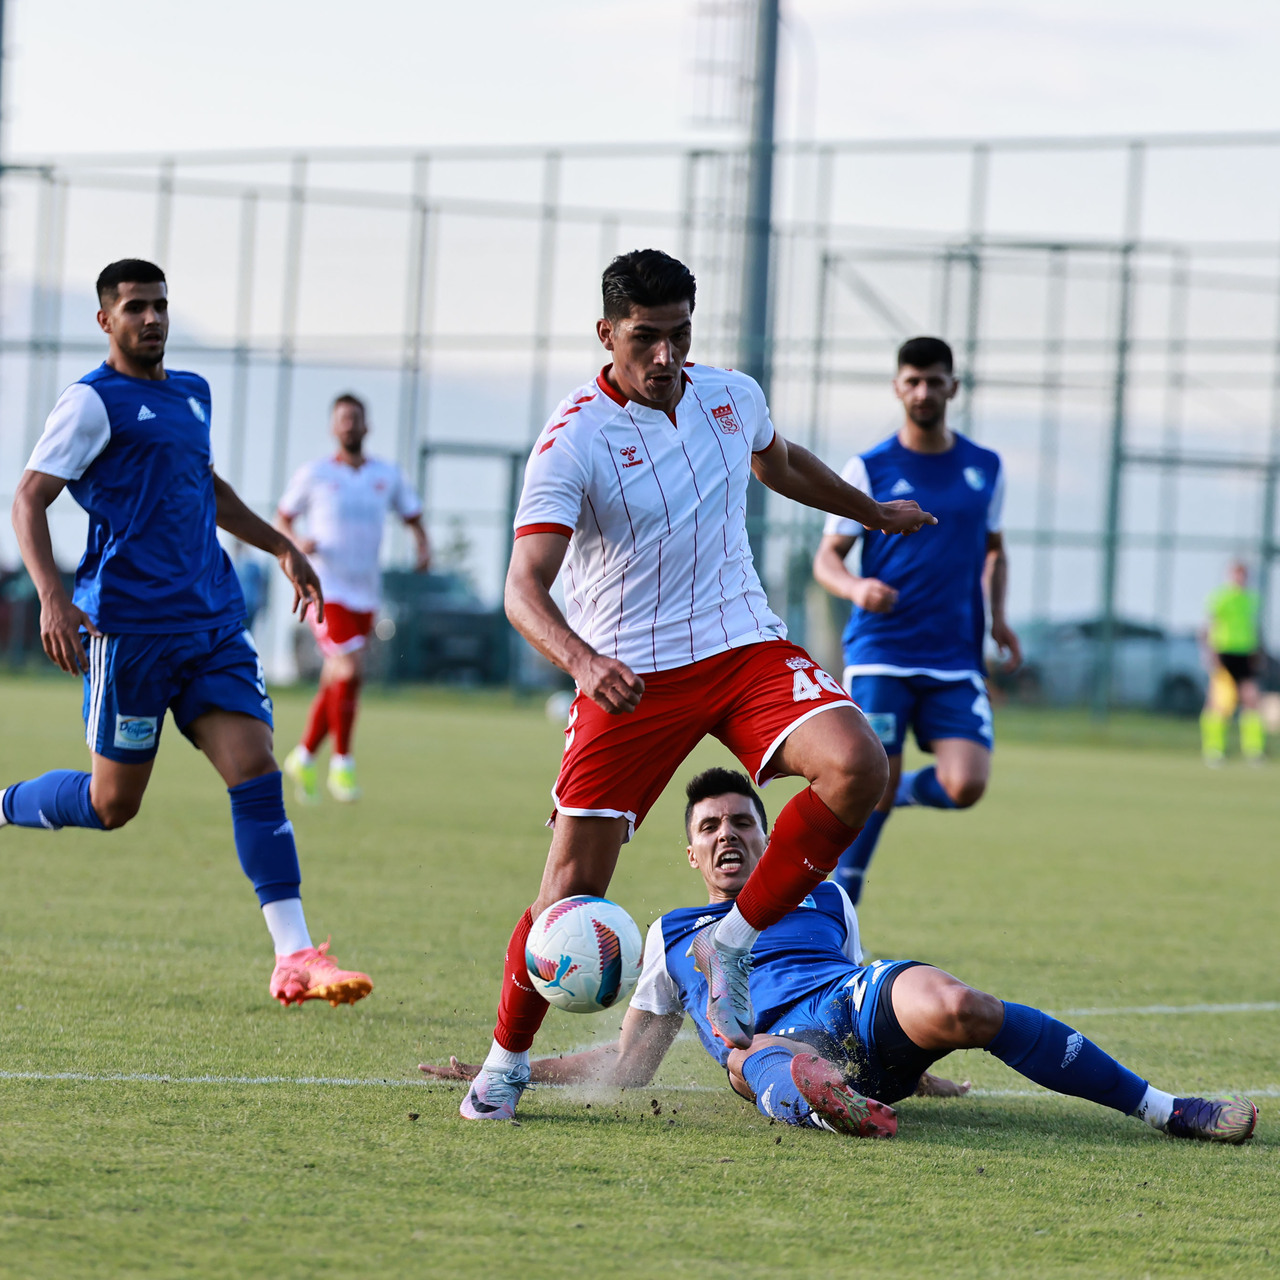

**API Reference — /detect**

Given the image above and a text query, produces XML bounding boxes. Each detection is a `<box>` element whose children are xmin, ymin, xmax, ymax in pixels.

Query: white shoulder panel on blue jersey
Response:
<box><xmin>629</xmin><ymin>916</ymin><xmax>683</xmax><ymax>1015</ymax></box>
<box><xmin>27</xmin><ymin>382</ymin><xmax>112</xmax><ymax>481</ymax></box>
<box><xmin>823</xmin><ymin>454</ymin><xmax>872</xmax><ymax>539</ymax></box>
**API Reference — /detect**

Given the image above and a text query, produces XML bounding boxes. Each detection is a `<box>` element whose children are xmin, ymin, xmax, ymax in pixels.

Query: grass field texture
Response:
<box><xmin>0</xmin><ymin>676</ymin><xmax>1277</xmax><ymax>1278</ymax></box>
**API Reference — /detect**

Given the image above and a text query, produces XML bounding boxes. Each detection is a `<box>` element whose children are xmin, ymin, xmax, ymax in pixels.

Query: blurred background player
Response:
<box><xmin>1199</xmin><ymin>560</ymin><xmax>1265</xmax><ymax>766</ymax></box>
<box><xmin>813</xmin><ymin>337</ymin><xmax>1021</xmax><ymax>905</ymax></box>
<box><xmin>277</xmin><ymin>394</ymin><xmax>429</xmax><ymax>803</ymax></box>
<box><xmin>459</xmin><ymin>249</ymin><xmax>935</xmax><ymax>1121</ymax></box>
<box><xmin>425</xmin><ymin>768</ymin><xmax>1256</xmax><ymax>1146</ymax></box>
<box><xmin>1</xmin><ymin>259</ymin><xmax>371</xmax><ymax>1009</ymax></box>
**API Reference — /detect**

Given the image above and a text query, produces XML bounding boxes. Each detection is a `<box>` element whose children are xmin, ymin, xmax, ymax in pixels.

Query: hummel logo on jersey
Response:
<box><xmin>620</xmin><ymin>446</ymin><xmax>644</xmax><ymax>468</ymax></box>
<box><xmin>187</xmin><ymin>396</ymin><xmax>207</xmax><ymax>423</ymax></box>
<box><xmin>137</xmin><ymin>404</ymin><xmax>156</xmax><ymax>421</ymax></box>
<box><xmin>711</xmin><ymin>403</ymin><xmax>741</xmax><ymax>435</ymax></box>
<box><xmin>889</xmin><ymin>478</ymin><xmax>914</xmax><ymax>496</ymax></box>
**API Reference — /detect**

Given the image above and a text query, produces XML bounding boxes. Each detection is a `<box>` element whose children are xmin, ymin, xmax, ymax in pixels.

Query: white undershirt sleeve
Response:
<box><xmin>823</xmin><ymin>455</ymin><xmax>871</xmax><ymax>539</ymax></box>
<box><xmin>987</xmin><ymin>460</ymin><xmax>1006</xmax><ymax>533</ymax></box>
<box><xmin>26</xmin><ymin>383</ymin><xmax>112</xmax><ymax>481</ymax></box>
<box><xmin>628</xmin><ymin>918</ymin><xmax>683</xmax><ymax>1015</ymax></box>
<box><xmin>832</xmin><ymin>883</ymin><xmax>864</xmax><ymax>965</ymax></box>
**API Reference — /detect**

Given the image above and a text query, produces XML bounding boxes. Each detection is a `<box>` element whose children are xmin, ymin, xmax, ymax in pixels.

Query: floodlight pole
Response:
<box><xmin>739</xmin><ymin>0</ymin><xmax>779</xmax><ymax>564</ymax></box>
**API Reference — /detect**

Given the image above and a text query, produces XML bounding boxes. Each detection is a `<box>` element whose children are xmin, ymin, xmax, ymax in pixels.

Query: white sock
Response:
<box><xmin>331</xmin><ymin>754</ymin><xmax>354</xmax><ymax>771</ymax></box>
<box><xmin>1132</xmin><ymin>1085</ymin><xmax>1175</xmax><ymax>1130</ymax></box>
<box><xmin>293</xmin><ymin>745</ymin><xmax>313</xmax><ymax>765</ymax></box>
<box><xmin>482</xmin><ymin>1040</ymin><xmax>529</xmax><ymax>1073</ymax></box>
<box><xmin>714</xmin><ymin>904</ymin><xmax>761</xmax><ymax>951</ymax></box>
<box><xmin>0</xmin><ymin>788</ymin><xmax>8</xmax><ymax>827</ymax></box>
<box><xmin>262</xmin><ymin>898</ymin><xmax>313</xmax><ymax>956</ymax></box>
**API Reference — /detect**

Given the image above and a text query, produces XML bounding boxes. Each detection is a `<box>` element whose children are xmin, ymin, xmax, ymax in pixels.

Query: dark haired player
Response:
<box><xmin>3</xmin><ymin>259</ymin><xmax>372</xmax><ymax>1008</ymax></box>
<box><xmin>813</xmin><ymin>337</ymin><xmax>1021</xmax><ymax>904</ymax></box>
<box><xmin>459</xmin><ymin>248</ymin><xmax>937</xmax><ymax>1120</ymax></box>
<box><xmin>427</xmin><ymin>769</ymin><xmax>1257</xmax><ymax>1146</ymax></box>
<box><xmin>277</xmin><ymin>392</ymin><xmax>429</xmax><ymax>803</ymax></box>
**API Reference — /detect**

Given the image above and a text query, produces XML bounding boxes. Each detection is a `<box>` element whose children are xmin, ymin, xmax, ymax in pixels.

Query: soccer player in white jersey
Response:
<box><xmin>813</xmin><ymin>337</ymin><xmax>1022</xmax><ymax>905</ymax></box>
<box><xmin>277</xmin><ymin>393</ymin><xmax>429</xmax><ymax>802</ymax></box>
<box><xmin>2</xmin><ymin>259</ymin><xmax>372</xmax><ymax>1008</ymax></box>
<box><xmin>458</xmin><ymin>248</ymin><xmax>938</xmax><ymax>1121</ymax></box>
<box><xmin>427</xmin><ymin>768</ymin><xmax>1257</xmax><ymax>1146</ymax></box>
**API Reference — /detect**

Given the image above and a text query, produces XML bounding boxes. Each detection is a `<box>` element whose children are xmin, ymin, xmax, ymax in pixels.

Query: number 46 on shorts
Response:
<box><xmin>786</xmin><ymin>655</ymin><xmax>845</xmax><ymax>702</ymax></box>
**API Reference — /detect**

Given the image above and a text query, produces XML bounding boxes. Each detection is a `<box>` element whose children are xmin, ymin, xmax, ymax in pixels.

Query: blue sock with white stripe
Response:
<box><xmin>229</xmin><ymin>772</ymin><xmax>302</xmax><ymax>906</ymax></box>
<box><xmin>741</xmin><ymin>1047</ymin><xmax>815</xmax><ymax>1126</ymax></box>
<box><xmin>1</xmin><ymin>770</ymin><xmax>104</xmax><ymax>830</ymax></box>
<box><xmin>895</xmin><ymin>766</ymin><xmax>957</xmax><ymax>809</ymax></box>
<box><xmin>832</xmin><ymin>808</ymin><xmax>889</xmax><ymax>905</ymax></box>
<box><xmin>986</xmin><ymin>1002</ymin><xmax>1147</xmax><ymax>1114</ymax></box>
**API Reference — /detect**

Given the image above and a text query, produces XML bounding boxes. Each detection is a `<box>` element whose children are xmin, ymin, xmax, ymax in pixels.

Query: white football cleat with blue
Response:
<box><xmin>459</xmin><ymin>1062</ymin><xmax>531</xmax><ymax>1121</ymax></box>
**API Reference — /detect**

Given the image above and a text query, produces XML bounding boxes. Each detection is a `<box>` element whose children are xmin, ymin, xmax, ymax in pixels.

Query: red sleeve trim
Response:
<box><xmin>515</xmin><ymin>523</ymin><xmax>573</xmax><ymax>540</ymax></box>
<box><xmin>752</xmin><ymin>431</ymin><xmax>778</xmax><ymax>455</ymax></box>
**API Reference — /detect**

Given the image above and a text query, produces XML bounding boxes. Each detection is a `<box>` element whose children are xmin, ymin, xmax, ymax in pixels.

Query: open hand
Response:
<box><xmin>419</xmin><ymin>1056</ymin><xmax>481</xmax><ymax>1081</ymax></box>
<box><xmin>40</xmin><ymin>592</ymin><xmax>101</xmax><ymax>674</ymax></box>
<box><xmin>914</xmin><ymin>1070</ymin><xmax>972</xmax><ymax>1098</ymax></box>
<box><xmin>870</xmin><ymin>500</ymin><xmax>938</xmax><ymax>536</ymax></box>
<box><xmin>574</xmin><ymin>653</ymin><xmax>645</xmax><ymax>715</ymax></box>
<box><xmin>278</xmin><ymin>543</ymin><xmax>324</xmax><ymax>623</ymax></box>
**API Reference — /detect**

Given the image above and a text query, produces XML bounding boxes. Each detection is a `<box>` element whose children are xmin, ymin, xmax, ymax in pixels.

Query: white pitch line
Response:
<box><xmin>1049</xmin><ymin>1002</ymin><xmax>1280</xmax><ymax>1017</ymax></box>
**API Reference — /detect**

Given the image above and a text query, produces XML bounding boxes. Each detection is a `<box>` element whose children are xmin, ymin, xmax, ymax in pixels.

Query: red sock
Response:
<box><xmin>328</xmin><ymin>677</ymin><xmax>360</xmax><ymax>756</ymax></box>
<box><xmin>300</xmin><ymin>687</ymin><xmax>330</xmax><ymax>753</ymax></box>
<box><xmin>494</xmin><ymin>907</ymin><xmax>549</xmax><ymax>1052</ymax></box>
<box><xmin>735</xmin><ymin>787</ymin><xmax>862</xmax><ymax>930</ymax></box>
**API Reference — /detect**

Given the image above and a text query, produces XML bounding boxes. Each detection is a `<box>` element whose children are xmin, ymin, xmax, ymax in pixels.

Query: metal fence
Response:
<box><xmin>4</xmin><ymin>132</ymin><xmax>1280</xmax><ymax>694</ymax></box>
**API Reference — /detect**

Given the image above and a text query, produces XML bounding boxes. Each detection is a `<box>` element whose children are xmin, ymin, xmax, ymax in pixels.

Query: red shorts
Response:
<box><xmin>553</xmin><ymin>640</ymin><xmax>856</xmax><ymax>840</ymax></box>
<box><xmin>309</xmin><ymin>602</ymin><xmax>375</xmax><ymax>657</ymax></box>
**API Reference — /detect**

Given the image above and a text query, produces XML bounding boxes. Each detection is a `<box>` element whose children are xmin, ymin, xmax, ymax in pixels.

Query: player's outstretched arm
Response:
<box><xmin>213</xmin><ymin>473</ymin><xmax>324</xmax><ymax>622</ymax></box>
<box><xmin>11</xmin><ymin>469</ymin><xmax>102</xmax><ymax>674</ymax></box>
<box><xmin>505</xmin><ymin>531</ymin><xmax>644</xmax><ymax>714</ymax></box>
<box><xmin>405</xmin><ymin>514</ymin><xmax>432</xmax><ymax>573</ymax></box>
<box><xmin>752</xmin><ymin>434</ymin><xmax>937</xmax><ymax>535</ymax></box>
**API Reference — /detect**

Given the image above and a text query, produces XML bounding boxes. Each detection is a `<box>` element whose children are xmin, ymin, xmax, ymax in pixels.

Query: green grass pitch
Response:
<box><xmin>0</xmin><ymin>676</ymin><xmax>1276</xmax><ymax>1278</ymax></box>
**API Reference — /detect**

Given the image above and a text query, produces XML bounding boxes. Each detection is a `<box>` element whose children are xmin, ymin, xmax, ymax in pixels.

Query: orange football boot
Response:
<box><xmin>270</xmin><ymin>940</ymin><xmax>372</xmax><ymax>1007</ymax></box>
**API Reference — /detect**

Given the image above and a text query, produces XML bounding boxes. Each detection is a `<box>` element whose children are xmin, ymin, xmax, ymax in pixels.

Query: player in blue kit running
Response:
<box><xmin>3</xmin><ymin>259</ymin><xmax>372</xmax><ymax>1008</ymax></box>
<box><xmin>423</xmin><ymin>768</ymin><xmax>1257</xmax><ymax>1144</ymax></box>
<box><xmin>813</xmin><ymin>336</ymin><xmax>1022</xmax><ymax>904</ymax></box>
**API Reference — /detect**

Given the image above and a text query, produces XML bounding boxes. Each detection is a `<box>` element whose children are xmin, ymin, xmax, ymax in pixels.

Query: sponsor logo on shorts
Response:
<box><xmin>1061</xmin><ymin>1031</ymin><xmax>1084</xmax><ymax>1068</ymax></box>
<box><xmin>711</xmin><ymin>403</ymin><xmax>741</xmax><ymax>434</ymax></box>
<box><xmin>113</xmin><ymin>714</ymin><xmax>159</xmax><ymax>751</ymax></box>
<box><xmin>963</xmin><ymin>466</ymin><xmax>985</xmax><ymax>490</ymax></box>
<box><xmin>865</xmin><ymin>712</ymin><xmax>897</xmax><ymax>743</ymax></box>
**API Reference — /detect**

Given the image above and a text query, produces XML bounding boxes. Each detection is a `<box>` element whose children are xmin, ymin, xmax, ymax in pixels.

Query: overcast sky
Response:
<box><xmin>4</xmin><ymin>1</ymin><xmax>1279</xmax><ymax>156</ymax></box>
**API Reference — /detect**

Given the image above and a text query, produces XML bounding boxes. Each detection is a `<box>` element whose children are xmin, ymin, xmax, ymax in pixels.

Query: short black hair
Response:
<box><xmin>96</xmin><ymin>259</ymin><xmax>166</xmax><ymax>306</ymax></box>
<box><xmin>684</xmin><ymin>768</ymin><xmax>767</xmax><ymax>840</ymax></box>
<box><xmin>897</xmin><ymin>336</ymin><xmax>953</xmax><ymax>372</ymax></box>
<box><xmin>602</xmin><ymin>249</ymin><xmax>696</xmax><ymax>322</ymax></box>
<box><xmin>332</xmin><ymin>392</ymin><xmax>366</xmax><ymax>416</ymax></box>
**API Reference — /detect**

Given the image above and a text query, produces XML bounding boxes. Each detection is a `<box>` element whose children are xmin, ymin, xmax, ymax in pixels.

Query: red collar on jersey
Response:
<box><xmin>596</xmin><ymin>364</ymin><xmax>692</xmax><ymax>427</ymax></box>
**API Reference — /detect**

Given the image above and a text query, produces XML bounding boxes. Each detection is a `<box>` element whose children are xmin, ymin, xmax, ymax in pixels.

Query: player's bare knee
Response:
<box><xmin>942</xmin><ymin>775</ymin><xmax>986</xmax><ymax>809</ymax></box>
<box><xmin>93</xmin><ymin>794</ymin><xmax>141</xmax><ymax>829</ymax></box>
<box><xmin>936</xmin><ymin>984</ymin><xmax>1002</xmax><ymax>1045</ymax></box>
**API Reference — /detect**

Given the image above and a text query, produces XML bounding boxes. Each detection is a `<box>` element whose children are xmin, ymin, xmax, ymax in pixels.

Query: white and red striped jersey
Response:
<box><xmin>278</xmin><ymin>455</ymin><xmax>422</xmax><ymax>613</ymax></box>
<box><xmin>514</xmin><ymin>363</ymin><xmax>786</xmax><ymax>674</ymax></box>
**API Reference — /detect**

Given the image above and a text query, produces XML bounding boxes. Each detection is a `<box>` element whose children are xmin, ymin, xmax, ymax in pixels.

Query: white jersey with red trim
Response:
<box><xmin>278</xmin><ymin>455</ymin><xmax>422</xmax><ymax>612</ymax></box>
<box><xmin>514</xmin><ymin>363</ymin><xmax>786</xmax><ymax>674</ymax></box>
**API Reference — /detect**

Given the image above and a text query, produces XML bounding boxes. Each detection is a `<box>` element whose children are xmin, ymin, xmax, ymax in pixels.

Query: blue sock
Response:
<box><xmin>832</xmin><ymin>808</ymin><xmax>889</xmax><ymax>905</ymax></box>
<box><xmin>987</xmin><ymin>1002</ymin><xmax>1147</xmax><ymax>1115</ymax></box>
<box><xmin>2</xmin><ymin>771</ymin><xmax>105</xmax><ymax>830</ymax></box>
<box><xmin>741</xmin><ymin>1047</ymin><xmax>814</xmax><ymax>1126</ymax></box>
<box><xmin>229</xmin><ymin>772</ymin><xmax>301</xmax><ymax>907</ymax></box>
<box><xmin>895</xmin><ymin>766</ymin><xmax>957</xmax><ymax>809</ymax></box>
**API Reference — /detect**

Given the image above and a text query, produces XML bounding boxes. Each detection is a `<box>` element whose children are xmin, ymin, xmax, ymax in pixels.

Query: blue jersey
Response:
<box><xmin>826</xmin><ymin>433</ymin><xmax>1004</xmax><ymax>676</ymax></box>
<box><xmin>26</xmin><ymin>363</ymin><xmax>244</xmax><ymax>634</ymax></box>
<box><xmin>630</xmin><ymin>881</ymin><xmax>862</xmax><ymax>1066</ymax></box>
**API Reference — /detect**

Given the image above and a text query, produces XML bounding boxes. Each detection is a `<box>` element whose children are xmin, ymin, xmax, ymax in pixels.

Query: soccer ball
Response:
<box><xmin>525</xmin><ymin>895</ymin><xmax>644</xmax><ymax>1014</ymax></box>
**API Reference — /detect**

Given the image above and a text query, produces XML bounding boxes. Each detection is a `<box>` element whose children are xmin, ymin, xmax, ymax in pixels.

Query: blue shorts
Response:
<box><xmin>847</xmin><ymin>672</ymin><xmax>993</xmax><ymax>756</ymax></box>
<box><xmin>81</xmin><ymin>623</ymin><xmax>273</xmax><ymax>763</ymax></box>
<box><xmin>768</xmin><ymin>959</ymin><xmax>937</xmax><ymax>1104</ymax></box>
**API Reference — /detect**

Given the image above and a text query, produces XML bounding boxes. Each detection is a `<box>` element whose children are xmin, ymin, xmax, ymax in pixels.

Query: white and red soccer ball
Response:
<box><xmin>525</xmin><ymin>896</ymin><xmax>644</xmax><ymax>1014</ymax></box>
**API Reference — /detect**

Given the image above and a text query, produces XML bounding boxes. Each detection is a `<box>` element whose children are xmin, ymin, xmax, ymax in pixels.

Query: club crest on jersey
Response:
<box><xmin>619</xmin><ymin>445</ymin><xmax>644</xmax><ymax>469</ymax></box>
<box><xmin>188</xmin><ymin>397</ymin><xmax>207</xmax><ymax>423</ymax></box>
<box><xmin>963</xmin><ymin>466</ymin><xmax>985</xmax><ymax>490</ymax></box>
<box><xmin>785</xmin><ymin>655</ymin><xmax>813</xmax><ymax>671</ymax></box>
<box><xmin>711</xmin><ymin>403</ymin><xmax>741</xmax><ymax>435</ymax></box>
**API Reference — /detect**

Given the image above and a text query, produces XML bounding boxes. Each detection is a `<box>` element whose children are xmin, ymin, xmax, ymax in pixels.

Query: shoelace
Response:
<box><xmin>1169</xmin><ymin>1098</ymin><xmax>1219</xmax><ymax>1135</ymax></box>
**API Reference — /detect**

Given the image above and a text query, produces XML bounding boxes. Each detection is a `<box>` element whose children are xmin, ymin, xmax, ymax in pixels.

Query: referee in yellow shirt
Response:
<box><xmin>1200</xmin><ymin>561</ymin><xmax>1265</xmax><ymax>765</ymax></box>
